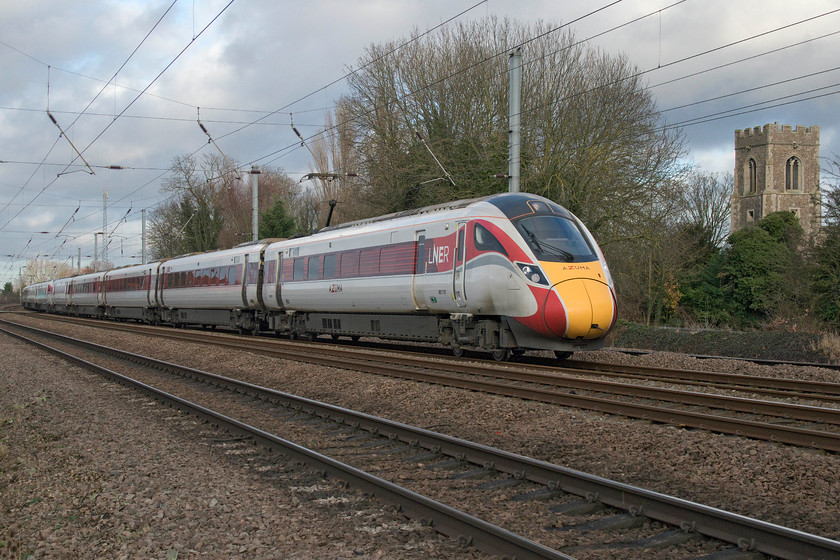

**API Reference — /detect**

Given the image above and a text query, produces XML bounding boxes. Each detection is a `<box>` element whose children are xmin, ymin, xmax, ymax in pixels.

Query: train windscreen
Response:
<box><xmin>514</xmin><ymin>215</ymin><xmax>597</xmax><ymax>263</ymax></box>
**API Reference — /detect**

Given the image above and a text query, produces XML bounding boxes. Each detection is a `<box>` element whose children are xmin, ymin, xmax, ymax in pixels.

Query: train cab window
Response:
<box><xmin>307</xmin><ymin>256</ymin><xmax>321</xmax><ymax>279</ymax></box>
<box><xmin>514</xmin><ymin>215</ymin><xmax>597</xmax><ymax>263</ymax></box>
<box><xmin>293</xmin><ymin>258</ymin><xmax>305</xmax><ymax>280</ymax></box>
<box><xmin>474</xmin><ymin>224</ymin><xmax>507</xmax><ymax>255</ymax></box>
<box><xmin>323</xmin><ymin>254</ymin><xmax>337</xmax><ymax>278</ymax></box>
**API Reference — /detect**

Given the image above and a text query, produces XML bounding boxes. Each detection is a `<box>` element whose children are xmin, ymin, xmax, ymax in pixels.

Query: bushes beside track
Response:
<box><xmin>606</xmin><ymin>320</ymin><xmax>838</xmax><ymax>364</ymax></box>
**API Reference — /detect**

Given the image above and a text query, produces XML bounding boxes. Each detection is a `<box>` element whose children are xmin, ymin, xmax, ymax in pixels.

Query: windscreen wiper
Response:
<box><xmin>520</xmin><ymin>224</ymin><xmax>574</xmax><ymax>261</ymax></box>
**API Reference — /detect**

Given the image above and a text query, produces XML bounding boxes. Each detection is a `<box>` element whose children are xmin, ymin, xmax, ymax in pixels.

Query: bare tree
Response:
<box><xmin>217</xmin><ymin>166</ymin><xmax>299</xmax><ymax>246</ymax></box>
<box><xmin>677</xmin><ymin>170</ymin><xmax>733</xmax><ymax>248</ymax></box>
<box><xmin>822</xmin><ymin>152</ymin><xmax>840</xmax><ymax>226</ymax></box>
<box><xmin>334</xmin><ymin>16</ymin><xmax>685</xmax><ymax>242</ymax></box>
<box><xmin>19</xmin><ymin>258</ymin><xmax>76</xmax><ymax>285</ymax></box>
<box><xmin>300</xmin><ymin>100</ymin><xmax>367</xmax><ymax>228</ymax></box>
<box><xmin>148</xmin><ymin>154</ymin><xmax>227</xmax><ymax>259</ymax></box>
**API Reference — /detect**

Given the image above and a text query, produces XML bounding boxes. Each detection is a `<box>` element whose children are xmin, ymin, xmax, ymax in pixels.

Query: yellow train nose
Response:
<box><xmin>544</xmin><ymin>278</ymin><xmax>614</xmax><ymax>339</ymax></box>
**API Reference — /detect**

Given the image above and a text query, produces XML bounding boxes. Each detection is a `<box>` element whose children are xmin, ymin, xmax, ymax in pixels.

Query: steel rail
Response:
<box><xmin>606</xmin><ymin>347</ymin><xmax>840</xmax><ymax>372</ymax></box>
<box><xmin>3</xmin><ymin>322</ymin><xmax>839</xmax><ymax>560</ymax></box>
<box><xmin>564</xmin><ymin>358</ymin><xmax>840</xmax><ymax>396</ymax></box>
<box><xmin>5</xmin><ymin>316</ymin><xmax>840</xmax><ymax>452</ymax></box>
<box><xmin>0</xmin><ymin>324</ymin><xmax>574</xmax><ymax>560</ymax></box>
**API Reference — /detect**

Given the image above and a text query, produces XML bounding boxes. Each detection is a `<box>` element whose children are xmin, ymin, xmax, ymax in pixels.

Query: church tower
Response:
<box><xmin>731</xmin><ymin>123</ymin><xmax>821</xmax><ymax>240</ymax></box>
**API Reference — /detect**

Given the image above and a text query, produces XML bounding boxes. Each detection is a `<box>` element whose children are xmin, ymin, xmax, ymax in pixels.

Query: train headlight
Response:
<box><xmin>516</xmin><ymin>262</ymin><xmax>549</xmax><ymax>286</ymax></box>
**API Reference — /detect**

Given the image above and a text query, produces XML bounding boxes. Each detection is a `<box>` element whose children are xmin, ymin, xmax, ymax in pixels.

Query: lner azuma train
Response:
<box><xmin>22</xmin><ymin>192</ymin><xmax>617</xmax><ymax>361</ymax></box>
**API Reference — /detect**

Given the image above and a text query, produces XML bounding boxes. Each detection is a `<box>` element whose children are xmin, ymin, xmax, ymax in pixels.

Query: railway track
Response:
<box><xmin>6</xmin><ymin>314</ymin><xmax>840</xmax><ymax>453</ymax></box>
<box><xmin>3</xmin><ymin>320</ymin><xmax>839</xmax><ymax>560</ymax></box>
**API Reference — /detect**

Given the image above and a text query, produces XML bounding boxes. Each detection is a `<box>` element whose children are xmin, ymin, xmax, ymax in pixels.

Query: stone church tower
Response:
<box><xmin>731</xmin><ymin>123</ymin><xmax>822</xmax><ymax>240</ymax></box>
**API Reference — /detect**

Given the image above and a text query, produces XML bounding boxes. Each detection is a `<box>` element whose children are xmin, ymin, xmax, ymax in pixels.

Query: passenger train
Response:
<box><xmin>21</xmin><ymin>192</ymin><xmax>617</xmax><ymax>361</ymax></box>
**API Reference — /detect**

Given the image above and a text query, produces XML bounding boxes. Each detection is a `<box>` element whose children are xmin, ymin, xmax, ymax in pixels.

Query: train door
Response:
<box><xmin>241</xmin><ymin>254</ymin><xmax>251</xmax><ymax>308</ymax></box>
<box><xmin>275</xmin><ymin>253</ymin><xmax>284</xmax><ymax>309</ymax></box>
<box><xmin>255</xmin><ymin>251</ymin><xmax>265</xmax><ymax>309</ymax></box>
<box><xmin>144</xmin><ymin>269</ymin><xmax>153</xmax><ymax>307</ymax></box>
<box><xmin>452</xmin><ymin>221</ymin><xmax>467</xmax><ymax>307</ymax></box>
<box><xmin>411</xmin><ymin>230</ymin><xmax>428</xmax><ymax>310</ymax></box>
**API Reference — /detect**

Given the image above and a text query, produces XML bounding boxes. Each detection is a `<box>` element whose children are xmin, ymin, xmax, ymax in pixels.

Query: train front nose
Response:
<box><xmin>543</xmin><ymin>278</ymin><xmax>615</xmax><ymax>339</ymax></box>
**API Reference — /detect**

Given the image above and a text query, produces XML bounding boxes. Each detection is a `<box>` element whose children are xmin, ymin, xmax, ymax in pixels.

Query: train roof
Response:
<box><xmin>317</xmin><ymin>192</ymin><xmax>572</xmax><ymax>233</ymax></box>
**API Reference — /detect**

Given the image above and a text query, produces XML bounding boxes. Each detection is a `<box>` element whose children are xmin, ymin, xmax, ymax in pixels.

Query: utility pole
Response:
<box><xmin>141</xmin><ymin>209</ymin><xmax>147</xmax><ymax>264</ymax></box>
<box><xmin>102</xmin><ymin>191</ymin><xmax>108</xmax><ymax>267</ymax></box>
<box><xmin>508</xmin><ymin>47</ymin><xmax>522</xmax><ymax>193</ymax></box>
<box><xmin>94</xmin><ymin>233</ymin><xmax>99</xmax><ymax>272</ymax></box>
<box><xmin>77</xmin><ymin>247</ymin><xmax>81</xmax><ymax>273</ymax></box>
<box><xmin>251</xmin><ymin>165</ymin><xmax>260</xmax><ymax>242</ymax></box>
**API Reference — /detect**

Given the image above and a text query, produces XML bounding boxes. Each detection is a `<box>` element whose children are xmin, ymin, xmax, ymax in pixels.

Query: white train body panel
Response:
<box><xmin>103</xmin><ymin>264</ymin><xmax>159</xmax><ymax>308</ymax></box>
<box><xmin>52</xmin><ymin>277</ymin><xmax>72</xmax><ymax>308</ymax></box>
<box><xmin>68</xmin><ymin>272</ymin><xmax>106</xmax><ymax>308</ymax></box>
<box><xmin>264</xmin><ymin>193</ymin><xmax>617</xmax><ymax>351</ymax></box>
<box><xmin>263</xmin><ymin>199</ymin><xmax>540</xmax><ymax>318</ymax></box>
<box><xmin>157</xmin><ymin>244</ymin><xmax>267</xmax><ymax>311</ymax></box>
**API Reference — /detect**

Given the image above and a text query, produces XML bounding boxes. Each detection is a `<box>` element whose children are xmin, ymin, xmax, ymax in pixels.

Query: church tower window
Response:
<box><xmin>785</xmin><ymin>156</ymin><xmax>800</xmax><ymax>190</ymax></box>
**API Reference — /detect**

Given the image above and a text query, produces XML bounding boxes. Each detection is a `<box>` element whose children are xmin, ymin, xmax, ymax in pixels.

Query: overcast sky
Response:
<box><xmin>2</xmin><ymin>0</ymin><xmax>839</xmax><ymax>286</ymax></box>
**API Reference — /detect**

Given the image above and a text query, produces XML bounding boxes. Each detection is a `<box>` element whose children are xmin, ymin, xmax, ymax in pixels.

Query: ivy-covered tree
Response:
<box><xmin>682</xmin><ymin>211</ymin><xmax>802</xmax><ymax>328</ymax></box>
<box><xmin>809</xmin><ymin>225</ymin><xmax>840</xmax><ymax>327</ymax></box>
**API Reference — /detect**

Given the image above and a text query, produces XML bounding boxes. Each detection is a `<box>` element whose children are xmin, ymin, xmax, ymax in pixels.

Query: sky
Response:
<box><xmin>2</xmin><ymin>0</ymin><xmax>839</xmax><ymax>287</ymax></box>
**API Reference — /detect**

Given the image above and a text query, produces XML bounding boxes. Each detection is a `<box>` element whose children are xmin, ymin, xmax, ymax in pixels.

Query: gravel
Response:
<box><xmin>2</xmin><ymin>313</ymin><xmax>839</xmax><ymax>558</ymax></box>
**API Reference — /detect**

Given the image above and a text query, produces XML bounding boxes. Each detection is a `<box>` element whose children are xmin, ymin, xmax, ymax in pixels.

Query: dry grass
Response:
<box><xmin>814</xmin><ymin>332</ymin><xmax>840</xmax><ymax>363</ymax></box>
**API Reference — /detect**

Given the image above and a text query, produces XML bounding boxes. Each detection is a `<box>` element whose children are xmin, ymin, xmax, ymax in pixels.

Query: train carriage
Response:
<box><xmin>157</xmin><ymin>243</ymin><xmax>269</xmax><ymax>331</ymax></box>
<box><xmin>263</xmin><ymin>193</ymin><xmax>617</xmax><ymax>359</ymax></box>
<box><xmin>21</xmin><ymin>283</ymin><xmax>40</xmax><ymax>310</ymax></box>
<box><xmin>67</xmin><ymin>272</ymin><xmax>107</xmax><ymax>317</ymax></box>
<box><xmin>51</xmin><ymin>277</ymin><xmax>73</xmax><ymax>313</ymax></box>
<box><xmin>103</xmin><ymin>263</ymin><xmax>160</xmax><ymax>322</ymax></box>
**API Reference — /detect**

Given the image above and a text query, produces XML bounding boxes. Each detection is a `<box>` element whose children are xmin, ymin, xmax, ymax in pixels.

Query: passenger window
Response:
<box><xmin>361</xmin><ymin>248</ymin><xmax>380</xmax><ymax>275</ymax></box>
<box><xmin>293</xmin><ymin>258</ymin><xmax>305</xmax><ymax>280</ymax></box>
<box><xmin>323</xmin><ymin>254</ymin><xmax>337</xmax><ymax>278</ymax></box>
<box><xmin>340</xmin><ymin>252</ymin><xmax>360</xmax><ymax>277</ymax></box>
<box><xmin>307</xmin><ymin>256</ymin><xmax>321</xmax><ymax>279</ymax></box>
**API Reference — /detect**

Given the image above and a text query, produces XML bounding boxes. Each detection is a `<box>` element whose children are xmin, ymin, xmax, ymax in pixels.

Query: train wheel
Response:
<box><xmin>554</xmin><ymin>350</ymin><xmax>572</xmax><ymax>361</ymax></box>
<box><xmin>491</xmin><ymin>349</ymin><xmax>510</xmax><ymax>362</ymax></box>
<box><xmin>289</xmin><ymin>331</ymin><xmax>298</xmax><ymax>340</ymax></box>
<box><xmin>350</xmin><ymin>335</ymin><xmax>360</xmax><ymax>342</ymax></box>
<box><xmin>331</xmin><ymin>334</ymin><xmax>340</xmax><ymax>341</ymax></box>
<box><xmin>451</xmin><ymin>347</ymin><xmax>465</xmax><ymax>358</ymax></box>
